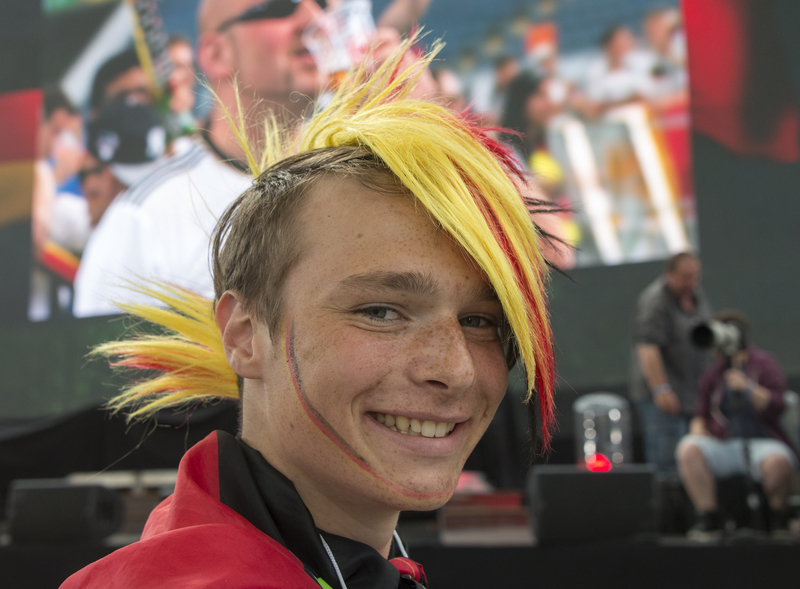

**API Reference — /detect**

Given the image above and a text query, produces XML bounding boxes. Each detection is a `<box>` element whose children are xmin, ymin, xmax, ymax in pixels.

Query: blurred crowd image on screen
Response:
<box><xmin>89</xmin><ymin>48</ymin><xmax>153</xmax><ymax>114</ymax></box>
<box><xmin>461</xmin><ymin>6</ymin><xmax>693</xmax><ymax>267</ymax></box>
<box><xmin>33</xmin><ymin>1</ymin><xmax>691</xmax><ymax>321</ymax></box>
<box><xmin>166</xmin><ymin>34</ymin><xmax>197</xmax><ymax>123</ymax></box>
<box><xmin>28</xmin><ymin>88</ymin><xmax>89</xmax><ymax>321</ymax></box>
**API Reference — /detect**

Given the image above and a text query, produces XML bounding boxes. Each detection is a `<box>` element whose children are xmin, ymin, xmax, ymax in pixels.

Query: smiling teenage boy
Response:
<box><xmin>62</xmin><ymin>44</ymin><xmax>556</xmax><ymax>589</ymax></box>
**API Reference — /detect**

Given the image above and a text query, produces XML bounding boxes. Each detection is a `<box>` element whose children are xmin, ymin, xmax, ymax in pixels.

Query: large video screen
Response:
<box><xmin>1</xmin><ymin>0</ymin><xmax>694</xmax><ymax>419</ymax></box>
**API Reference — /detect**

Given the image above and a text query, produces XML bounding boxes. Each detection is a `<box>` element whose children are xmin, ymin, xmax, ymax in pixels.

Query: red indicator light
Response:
<box><xmin>585</xmin><ymin>453</ymin><xmax>612</xmax><ymax>472</ymax></box>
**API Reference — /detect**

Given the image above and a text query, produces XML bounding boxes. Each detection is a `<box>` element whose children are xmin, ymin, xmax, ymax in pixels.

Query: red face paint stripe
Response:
<box><xmin>285</xmin><ymin>324</ymin><xmax>370</xmax><ymax>466</ymax></box>
<box><xmin>282</xmin><ymin>322</ymin><xmax>454</xmax><ymax>503</ymax></box>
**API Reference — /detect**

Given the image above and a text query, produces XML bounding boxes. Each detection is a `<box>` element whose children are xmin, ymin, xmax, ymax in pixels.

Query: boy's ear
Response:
<box><xmin>215</xmin><ymin>291</ymin><xmax>263</xmax><ymax>380</ymax></box>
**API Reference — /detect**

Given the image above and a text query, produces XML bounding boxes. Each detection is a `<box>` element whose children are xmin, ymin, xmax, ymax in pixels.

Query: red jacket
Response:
<box><xmin>61</xmin><ymin>432</ymin><xmax>318</xmax><ymax>588</ymax></box>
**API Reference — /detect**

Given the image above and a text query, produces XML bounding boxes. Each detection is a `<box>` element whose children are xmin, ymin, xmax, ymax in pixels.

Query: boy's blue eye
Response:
<box><xmin>460</xmin><ymin>316</ymin><xmax>490</xmax><ymax>328</ymax></box>
<box><xmin>359</xmin><ymin>307</ymin><xmax>399</xmax><ymax>321</ymax></box>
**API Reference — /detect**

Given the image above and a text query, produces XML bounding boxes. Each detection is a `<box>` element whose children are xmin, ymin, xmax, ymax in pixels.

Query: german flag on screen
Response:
<box><xmin>0</xmin><ymin>88</ymin><xmax>41</xmax><ymax>227</ymax></box>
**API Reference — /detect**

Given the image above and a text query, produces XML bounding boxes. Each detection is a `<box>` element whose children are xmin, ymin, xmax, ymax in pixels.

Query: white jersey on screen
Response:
<box><xmin>73</xmin><ymin>138</ymin><xmax>250</xmax><ymax>317</ymax></box>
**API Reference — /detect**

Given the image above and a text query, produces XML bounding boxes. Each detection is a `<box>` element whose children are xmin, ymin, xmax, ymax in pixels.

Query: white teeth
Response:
<box><xmin>373</xmin><ymin>413</ymin><xmax>456</xmax><ymax>437</ymax></box>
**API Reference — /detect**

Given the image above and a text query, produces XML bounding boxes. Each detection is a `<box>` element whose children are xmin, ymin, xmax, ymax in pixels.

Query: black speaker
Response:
<box><xmin>527</xmin><ymin>464</ymin><xmax>657</xmax><ymax>544</ymax></box>
<box><xmin>6</xmin><ymin>479</ymin><xmax>123</xmax><ymax>543</ymax></box>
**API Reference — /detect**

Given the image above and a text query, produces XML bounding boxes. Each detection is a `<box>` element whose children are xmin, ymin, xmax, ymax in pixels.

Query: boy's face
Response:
<box><xmin>243</xmin><ymin>177</ymin><xmax>509</xmax><ymax>513</ymax></box>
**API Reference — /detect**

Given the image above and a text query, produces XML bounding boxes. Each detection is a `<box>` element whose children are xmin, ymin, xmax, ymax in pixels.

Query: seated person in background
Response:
<box><xmin>676</xmin><ymin>310</ymin><xmax>798</xmax><ymax>536</ymax></box>
<box><xmin>62</xmin><ymin>41</ymin><xmax>557</xmax><ymax>589</ymax></box>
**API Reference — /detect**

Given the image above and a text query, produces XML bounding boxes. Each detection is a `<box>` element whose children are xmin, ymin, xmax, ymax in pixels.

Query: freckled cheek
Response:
<box><xmin>472</xmin><ymin>345</ymin><xmax>510</xmax><ymax>413</ymax></box>
<box><xmin>299</xmin><ymin>332</ymin><xmax>398</xmax><ymax>414</ymax></box>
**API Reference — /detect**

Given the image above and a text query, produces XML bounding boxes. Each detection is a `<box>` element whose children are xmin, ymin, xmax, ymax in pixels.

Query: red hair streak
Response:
<box><xmin>448</xmin><ymin>113</ymin><xmax>557</xmax><ymax>452</ymax></box>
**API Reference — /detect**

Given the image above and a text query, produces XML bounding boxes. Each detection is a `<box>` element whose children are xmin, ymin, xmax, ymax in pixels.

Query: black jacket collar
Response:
<box><xmin>215</xmin><ymin>431</ymin><xmax>422</xmax><ymax>588</ymax></box>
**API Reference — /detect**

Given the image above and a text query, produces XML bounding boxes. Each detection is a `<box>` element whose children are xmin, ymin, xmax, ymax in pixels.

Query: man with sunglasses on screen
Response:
<box><xmin>197</xmin><ymin>0</ymin><xmax>328</xmax><ymax>155</ymax></box>
<box><xmin>72</xmin><ymin>0</ymin><xmax>431</xmax><ymax>318</ymax></box>
<box><xmin>197</xmin><ymin>0</ymin><xmax>430</xmax><ymax>159</ymax></box>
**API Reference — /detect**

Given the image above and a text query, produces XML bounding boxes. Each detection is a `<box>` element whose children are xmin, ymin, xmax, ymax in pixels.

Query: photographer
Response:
<box><xmin>630</xmin><ymin>252</ymin><xmax>713</xmax><ymax>472</ymax></box>
<box><xmin>676</xmin><ymin>310</ymin><xmax>797</xmax><ymax>538</ymax></box>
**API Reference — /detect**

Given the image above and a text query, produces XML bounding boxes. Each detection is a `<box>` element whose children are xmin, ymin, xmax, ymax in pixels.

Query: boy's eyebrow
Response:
<box><xmin>338</xmin><ymin>270</ymin><xmax>499</xmax><ymax>303</ymax></box>
<box><xmin>339</xmin><ymin>270</ymin><xmax>440</xmax><ymax>296</ymax></box>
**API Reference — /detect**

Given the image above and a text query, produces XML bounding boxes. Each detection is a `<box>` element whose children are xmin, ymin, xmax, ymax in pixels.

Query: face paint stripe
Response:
<box><xmin>286</xmin><ymin>323</ymin><xmax>370</xmax><ymax>465</ymax></box>
<box><xmin>282</xmin><ymin>322</ymin><xmax>454</xmax><ymax>503</ymax></box>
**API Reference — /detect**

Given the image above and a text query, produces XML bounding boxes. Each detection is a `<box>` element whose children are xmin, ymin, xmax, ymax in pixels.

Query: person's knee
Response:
<box><xmin>760</xmin><ymin>453</ymin><xmax>792</xmax><ymax>484</ymax></box>
<box><xmin>676</xmin><ymin>440</ymin><xmax>705</xmax><ymax>468</ymax></box>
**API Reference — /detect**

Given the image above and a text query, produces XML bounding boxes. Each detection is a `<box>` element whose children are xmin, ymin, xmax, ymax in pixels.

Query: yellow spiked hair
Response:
<box><xmin>95</xmin><ymin>35</ymin><xmax>557</xmax><ymax>448</ymax></box>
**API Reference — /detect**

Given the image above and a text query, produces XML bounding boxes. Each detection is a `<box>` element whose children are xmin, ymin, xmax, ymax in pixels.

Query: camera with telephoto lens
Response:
<box><xmin>691</xmin><ymin>320</ymin><xmax>744</xmax><ymax>357</ymax></box>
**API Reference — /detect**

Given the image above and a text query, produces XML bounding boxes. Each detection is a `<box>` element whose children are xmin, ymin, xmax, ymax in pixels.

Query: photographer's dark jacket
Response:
<box><xmin>630</xmin><ymin>277</ymin><xmax>713</xmax><ymax>412</ymax></box>
<box><xmin>61</xmin><ymin>431</ymin><xmax>427</xmax><ymax>589</ymax></box>
<box><xmin>696</xmin><ymin>346</ymin><xmax>793</xmax><ymax>452</ymax></box>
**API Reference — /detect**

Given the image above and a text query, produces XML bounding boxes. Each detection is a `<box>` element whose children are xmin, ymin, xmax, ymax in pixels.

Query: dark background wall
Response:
<box><xmin>690</xmin><ymin>134</ymin><xmax>800</xmax><ymax>381</ymax></box>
